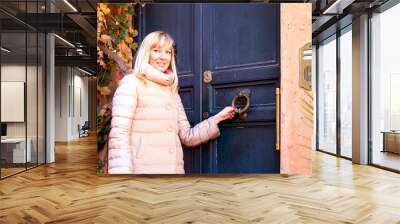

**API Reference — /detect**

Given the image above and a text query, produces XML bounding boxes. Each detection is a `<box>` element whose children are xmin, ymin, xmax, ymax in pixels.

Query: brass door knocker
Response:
<box><xmin>231</xmin><ymin>91</ymin><xmax>250</xmax><ymax>120</ymax></box>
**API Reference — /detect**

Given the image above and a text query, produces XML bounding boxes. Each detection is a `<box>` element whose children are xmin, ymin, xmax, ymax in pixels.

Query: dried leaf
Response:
<box><xmin>98</xmin><ymin>86</ymin><xmax>111</xmax><ymax>96</ymax></box>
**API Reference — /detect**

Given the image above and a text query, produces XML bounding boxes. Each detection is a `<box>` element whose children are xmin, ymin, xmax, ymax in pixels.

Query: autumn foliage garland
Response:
<box><xmin>97</xmin><ymin>3</ymin><xmax>137</xmax><ymax>173</ymax></box>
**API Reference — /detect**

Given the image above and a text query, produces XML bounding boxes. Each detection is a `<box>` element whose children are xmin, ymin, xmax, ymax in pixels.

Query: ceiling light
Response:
<box><xmin>322</xmin><ymin>0</ymin><xmax>355</xmax><ymax>15</ymax></box>
<box><xmin>54</xmin><ymin>34</ymin><xmax>75</xmax><ymax>48</ymax></box>
<box><xmin>78</xmin><ymin>67</ymin><xmax>93</xmax><ymax>76</ymax></box>
<box><xmin>63</xmin><ymin>0</ymin><xmax>78</xmax><ymax>12</ymax></box>
<box><xmin>1</xmin><ymin>47</ymin><xmax>11</xmax><ymax>53</ymax></box>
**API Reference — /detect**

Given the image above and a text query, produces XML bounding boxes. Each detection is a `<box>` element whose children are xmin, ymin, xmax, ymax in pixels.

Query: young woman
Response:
<box><xmin>108</xmin><ymin>31</ymin><xmax>236</xmax><ymax>174</ymax></box>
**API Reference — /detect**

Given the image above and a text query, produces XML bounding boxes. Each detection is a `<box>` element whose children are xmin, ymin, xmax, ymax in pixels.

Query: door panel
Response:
<box><xmin>202</xmin><ymin>4</ymin><xmax>280</xmax><ymax>173</ymax></box>
<box><xmin>212</xmin><ymin>80</ymin><xmax>278</xmax><ymax>122</ymax></box>
<box><xmin>214</xmin><ymin>125</ymin><xmax>278</xmax><ymax>173</ymax></box>
<box><xmin>204</xmin><ymin>4</ymin><xmax>279</xmax><ymax>70</ymax></box>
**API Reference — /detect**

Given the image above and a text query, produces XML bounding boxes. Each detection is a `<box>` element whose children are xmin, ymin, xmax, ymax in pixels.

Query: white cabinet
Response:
<box><xmin>1</xmin><ymin>138</ymin><xmax>32</xmax><ymax>163</ymax></box>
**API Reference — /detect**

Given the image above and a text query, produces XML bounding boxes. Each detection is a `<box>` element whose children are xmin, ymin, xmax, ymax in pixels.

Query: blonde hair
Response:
<box><xmin>133</xmin><ymin>31</ymin><xmax>178</xmax><ymax>93</ymax></box>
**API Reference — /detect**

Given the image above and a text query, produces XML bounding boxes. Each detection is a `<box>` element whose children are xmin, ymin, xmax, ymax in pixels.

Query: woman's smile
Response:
<box><xmin>156</xmin><ymin>61</ymin><xmax>167</xmax><ymax>67</ymax></box>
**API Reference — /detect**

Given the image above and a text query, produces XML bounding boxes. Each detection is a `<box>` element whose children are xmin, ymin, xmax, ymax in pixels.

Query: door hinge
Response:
<box><xmin>203</xmin><ymin>112</ymin><xmax>209</xmax><ymax>119</ymax></box>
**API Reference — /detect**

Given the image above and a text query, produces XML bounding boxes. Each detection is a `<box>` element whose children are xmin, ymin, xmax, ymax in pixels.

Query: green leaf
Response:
<box><xmin>98</xmin><ymin>136</ymin><xmax>105</xmax><ymax>145</ymax></box>
<box><xmin>108</xmin><ymin>20</ymin><xmax>118</xmax><ymax>30</ymax></box>
<box><xmin>112</xmin><ymin>34</ymin><xmax>121</xmax><ymax>45</ymax></box>
<box><xmin>98</xmin><ymin>80</ymin><xmax>108</xmax><ymax>87</ymax></box>
<box><xmin>117</xmin><ymin>3</ymin><xmax>127</xmax><ymax>7</ymax></box>
<box><xmin>121</xmin><ymin>21</ymin><xmax>129</xmax><ymax>30</ymax></box>
<box><xmin>103</xmin><ymin>128</ymin><xmax>111</xmax><ymax>135</ymax></box>
<box><xmin>98</xmin><ymin>69</ymin><xmax>107</xmax><ymax>77</ymax></box>
<box><xmin>126</xmin><ymin>7</ymin><xmax>135</xmax><ymax>15</ymax></box>
<box><xmin>116</xmin><ymin>14</ymin><xmax>125</xmax><ymax>22</ymax></box>
<box><xmin>111</xmin><ymin>33</ymin><xmax>116</xmax><ymax>42</ymax></box>
<box><xmin>120</xmin><ymin>31</ymin><xmax>127</xmax><ymax>40</ymax></box>
<box><xmin>111</xmin><ymin>24</ymin><xmax>119</xmax><ymax>30</ymax></box>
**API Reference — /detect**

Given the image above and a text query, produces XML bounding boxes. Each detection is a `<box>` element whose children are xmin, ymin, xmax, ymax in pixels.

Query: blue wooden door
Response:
<box><xmin>141</xmin><ymin>3</ymin><xmax>280</xmax><ymax>173</ymax></box>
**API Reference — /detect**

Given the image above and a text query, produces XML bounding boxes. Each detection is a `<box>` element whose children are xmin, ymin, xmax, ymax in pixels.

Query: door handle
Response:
<box><xmin>276</xmin><ymin>88</ymin><xmax>280</xmax><ymax>151</ymax></box>
<box><xmin>203</xmin><ymin>70</ymin><xmax>212</xmax><ymax>83</ymax></box>
<box><xmin>231</xmin><ymin>91</ymin><xmax>250</xmax><ymax>120</ymax></box>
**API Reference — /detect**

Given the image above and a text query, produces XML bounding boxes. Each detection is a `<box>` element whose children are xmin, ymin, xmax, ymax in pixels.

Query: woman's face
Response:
<box><xmin>149</xmin><ymin>41</ymin><xmax>172</xmax><ymax>73</ymax></box>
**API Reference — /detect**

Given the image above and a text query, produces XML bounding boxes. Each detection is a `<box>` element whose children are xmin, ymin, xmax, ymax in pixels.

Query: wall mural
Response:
<box><xmin>97</xmin><ymin>3</ymin><xmax>313</xmax><ymax>175</ymax></box>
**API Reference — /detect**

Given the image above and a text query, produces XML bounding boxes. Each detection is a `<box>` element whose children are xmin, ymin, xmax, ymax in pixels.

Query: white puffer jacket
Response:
<box><xmin>108</xmin><ymin>73</ymin><xmax>220</xmax><ymax>174</ymax></box>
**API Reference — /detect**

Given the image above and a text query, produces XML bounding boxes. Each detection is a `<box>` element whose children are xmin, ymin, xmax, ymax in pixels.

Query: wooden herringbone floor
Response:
<box><xmin>1</xmin><ymin>135</ymin><xmax>400</xmax><ymax>224</ymax></box>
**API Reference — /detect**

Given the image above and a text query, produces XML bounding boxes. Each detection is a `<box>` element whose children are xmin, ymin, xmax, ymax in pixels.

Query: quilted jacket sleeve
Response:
<box><xmin>108</xmin><ymin>75</ymin><xmax>137</xmax><ymax>174</ymax></box>
<box><xmin>177</xmin><ymin>95</ymin><xmax>220</xmax><ymax>147</ymax></box>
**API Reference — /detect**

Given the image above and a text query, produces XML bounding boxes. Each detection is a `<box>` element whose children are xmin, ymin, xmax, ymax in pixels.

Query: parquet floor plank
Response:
<box><xmin>1</xmin><ymin>135</ymin><xmax>399</xmax><ymax>223</ymax></box>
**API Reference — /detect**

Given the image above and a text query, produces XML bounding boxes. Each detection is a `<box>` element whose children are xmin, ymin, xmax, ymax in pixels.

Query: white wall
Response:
<box><xmin>54</xmin><ymin>67</ymin><xmax>89</xmax><ymax>141</ymax></box>
<box><xmin>55</xmin><ymin>66</ymin><xmax>69</xmax><ymax>141</ymax></box>
<box><xmin>1</xmin><ymin>65</ymin><xmax>26</xmax><ymax>140</ymax></box>
<box><xmin>1</xmin><ymin>65</ymin><xmax>39</xmax><ymax>138</ymax></box>
<box><xmin>71</xmin><ymin>73</ymin><xmax>88</xmax><ymax>138</ymax></box>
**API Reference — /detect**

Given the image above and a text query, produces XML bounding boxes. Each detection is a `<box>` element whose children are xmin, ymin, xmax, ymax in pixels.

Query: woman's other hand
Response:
<box><xmin>214</xmin><ymin>106</ymin><xmax>236</xmax><ymax>124</ymax></box>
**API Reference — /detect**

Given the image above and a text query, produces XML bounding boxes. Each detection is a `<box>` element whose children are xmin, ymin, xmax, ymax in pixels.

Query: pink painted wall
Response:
<box><xmin>280</xmin><ymin>4</ymin><xmax>313</xmax><ymax>174</ymax></box>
